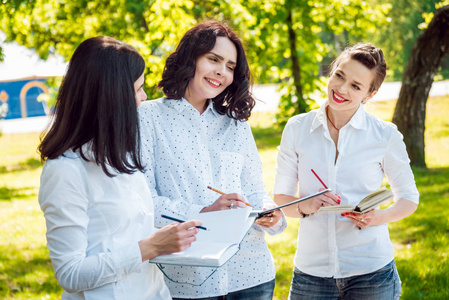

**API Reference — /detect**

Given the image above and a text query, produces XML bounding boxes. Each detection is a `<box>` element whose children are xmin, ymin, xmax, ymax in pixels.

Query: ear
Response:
<box><xmin>362</xmin><ymin>90</ymin><xmax>377</xmax><ymax>104</ymax></box>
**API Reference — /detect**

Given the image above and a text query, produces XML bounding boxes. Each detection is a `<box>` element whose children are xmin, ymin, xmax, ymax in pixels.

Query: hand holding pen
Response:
<box><xmin>139</xmin><ymin>218</ymin><xmax>202</xmax><ymax>261</ymax></box>
<box><xmin>201</xmin><ymin>186</ymin><xmax>252</xmax><ymax>213</ymax></box>
<box><xmin>299</xmin><ymin>169</ymin><xmax>340</xmax><ymax>214</ymax></box>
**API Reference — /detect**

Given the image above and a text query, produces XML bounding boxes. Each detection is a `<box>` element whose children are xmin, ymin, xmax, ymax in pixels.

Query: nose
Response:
<box><xmin>339</xmin><ymin>81</ymin><xmax>350</xmax><ymax>93</ymax></box>
<box><xmin>215</xmin><ymin>63</ymin><xmax>226</xmax><ymax>77</ymax></box>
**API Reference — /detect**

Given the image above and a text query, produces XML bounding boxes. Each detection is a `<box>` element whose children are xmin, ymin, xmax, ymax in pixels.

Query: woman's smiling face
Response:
<box><xmin>185</xmin><ymin>36</ymin><xmax>237</xmax><ymax>103</ymax></box>
<box><xmin>327</xmin><ymin>56</ymin><xmax>376</xmax><ymax>114</ymax></box>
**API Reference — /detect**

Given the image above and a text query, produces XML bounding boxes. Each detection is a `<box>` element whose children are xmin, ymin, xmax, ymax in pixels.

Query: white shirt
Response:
<box><xmin>273</xmin><ymin>103</ymin><xmax>419</xmax><ymax>278</ymax></box>
<box><xmin>138</xmin><ymin>98</ymin><xmax>286</xmax><ymax>298</ymax></box>
<box><xmin>38</xmin><ymin>148</ymin><xmax>171</xmax><ymax>300</ymax></box>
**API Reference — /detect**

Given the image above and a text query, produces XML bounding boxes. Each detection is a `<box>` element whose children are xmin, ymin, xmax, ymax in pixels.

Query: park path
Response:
<box><xmin>2</xmin><ymin>80</ymin><xmax>449</xmax><ymax>133</ymax></box>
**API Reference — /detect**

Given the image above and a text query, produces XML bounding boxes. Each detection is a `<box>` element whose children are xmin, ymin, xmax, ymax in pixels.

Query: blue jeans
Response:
<box><xmin>172</xmin><ymin>279</ymin><xmax>275</xmax><ymax>300</ymax></box>
<box><xmin>289</xmin><ymin>260</ymin><xmax>401</xmax><ymax>300</ymax></box>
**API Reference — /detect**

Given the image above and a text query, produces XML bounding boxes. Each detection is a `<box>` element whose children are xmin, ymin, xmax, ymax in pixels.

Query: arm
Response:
<box><xmin>274</xmin><ymin>191</ymin><xmax>340</xmax><ymax>218</ymax></box>
<box><xmin>39</xmin><ymin>160</ymin><xmax>142</xmax><ymax>293</ymax></box>
<box><xmin>344</xmin><ymin>126</ymin><xmax>419</xmax><ymax>228</ymax></box>
<box><xmin>39</xmin><ymin>159</ymin><xmax>201</xmax><ymax>293</ymax></box>
<box><xmin>273</xmin><ymin>118</ymin><xmax>339</xmax><ymax>218</ymax></box>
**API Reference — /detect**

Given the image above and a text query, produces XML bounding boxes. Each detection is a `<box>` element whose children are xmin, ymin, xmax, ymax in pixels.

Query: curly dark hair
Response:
<box><xmin>158</xmin><ymin>20</ymin><xmax>255</xmax><ymax>121</ymax></box>
<box><xmin>329</xmin><ymin>43</ymin><xmax>387</xmax><ymax>93</ymax></box>
<box><xmin>39</xmin><ymin>36</ymin><xmax>145</xmax><ymax>176</ymax></box>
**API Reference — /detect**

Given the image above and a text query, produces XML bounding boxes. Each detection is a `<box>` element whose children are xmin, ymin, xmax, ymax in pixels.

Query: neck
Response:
<box><xmin>184</xmin><ymin>94</ymin><xmax>209</xmax><ymax>114</ymax></box>
<box><xmin>326</xmin><ymin>105</ymin><xmax>358</xmax><ymax>130</ymax></box>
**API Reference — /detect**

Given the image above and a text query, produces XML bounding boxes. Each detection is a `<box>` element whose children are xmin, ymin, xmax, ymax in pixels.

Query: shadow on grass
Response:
<box><xmin>0</xmin><ymin>158</ymin><xmax>43</xmax><ymax>174</ymax></box>
<box><xmin>0</xmin><ymin>248</ymin><xmax>62</xmax><ymax>297</ymax></box>
<box><xmin>0</xmin><ymin>186</ymin><xmax>37</xmax><ymax>201</ymax></box>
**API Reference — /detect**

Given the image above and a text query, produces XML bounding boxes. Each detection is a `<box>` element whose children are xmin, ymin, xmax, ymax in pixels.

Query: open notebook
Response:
<box><xmin>149</xmin><ymin>207</ymin><xmax>256</xmax><ymax>267</ymax></box>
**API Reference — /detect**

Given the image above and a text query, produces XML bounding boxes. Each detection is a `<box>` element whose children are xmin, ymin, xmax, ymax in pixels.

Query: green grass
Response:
<box><xmin>1</xmin><ymin>96</ymin><xmax>448</xmax><ymax>299</ymax></box>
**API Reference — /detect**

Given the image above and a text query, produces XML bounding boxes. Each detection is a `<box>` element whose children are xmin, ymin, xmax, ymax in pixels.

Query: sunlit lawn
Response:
<box><xmin>1</xmin><ymin>95</ymin><xmax>448</xmax><ymax>299</ymax></box>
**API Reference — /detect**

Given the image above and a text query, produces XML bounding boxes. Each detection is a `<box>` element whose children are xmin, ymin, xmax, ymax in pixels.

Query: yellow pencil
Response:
<box><xmin>207</xmin><ymin>186</ymin><xmax>252</xmax><ymax>207</ymax></box>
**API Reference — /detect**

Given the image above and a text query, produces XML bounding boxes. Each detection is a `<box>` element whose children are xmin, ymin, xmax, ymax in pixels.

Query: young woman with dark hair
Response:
<box><xmin>273</xmin><ymin>43</ymin><xmax>419</xmax><ymax>299</ymax></box>
<box><xmin>38</xmin><ymin>36</ymin><xmax>201</xmax><ymax>300</ymax></box>
<box><xmin>139</xmin><ymin>21</ymin><xmax>286</xmax><ymax>299</ymax></box>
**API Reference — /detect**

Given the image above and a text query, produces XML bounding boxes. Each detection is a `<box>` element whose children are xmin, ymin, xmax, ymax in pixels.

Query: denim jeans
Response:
<box><xmin>289</xmin><ymin>260</ymin><xmax>401</xmax><ymax>300</ymax></box>
<box><xmin>172</xmin><ymin>279</ymin><xmax>275</xmax><ymax>300</ymax></box>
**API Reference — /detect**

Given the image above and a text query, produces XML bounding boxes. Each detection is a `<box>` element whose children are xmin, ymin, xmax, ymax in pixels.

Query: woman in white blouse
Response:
<box><xmin>38</xmin><ymin>36</ymin><xmax>201</xmax><ymax>300</ymax></box>
<box><xmin>139</xmin><ymin>21</ymin><xmax>286</xmax><ymax>299</ymax></box>
<box><xmin>273</xmin><ymin>43</ymin><xmax>419</xmax><ymax>299</ymax></box>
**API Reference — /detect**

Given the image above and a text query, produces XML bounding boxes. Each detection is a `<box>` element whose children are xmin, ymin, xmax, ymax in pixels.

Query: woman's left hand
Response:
<box><xmin>343</xmin><ymin>209</ymin><xmax>378</xmax><ymax>229</ymax></box>
<box><xmin>255</xmin><ymin>204</ymin><xmax>282</xmax><ymax>228</ymax></box>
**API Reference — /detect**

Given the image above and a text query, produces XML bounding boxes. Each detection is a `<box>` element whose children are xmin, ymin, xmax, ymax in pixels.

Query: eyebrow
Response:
<box><xmin>338</xmin><ymin>70</ymin><xmax>365</xmax><ymax>87</ymax></box>
<box><xmin>209</xmin><ymin>51</ymin><xmax>237</xmax><ymax>66</ymax></box>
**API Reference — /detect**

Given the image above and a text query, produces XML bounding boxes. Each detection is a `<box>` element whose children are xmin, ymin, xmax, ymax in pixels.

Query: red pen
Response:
<box><xmin>311</xmin><ymin>169</ymin><xmax>328</xmax><ymax>189</ymax></box>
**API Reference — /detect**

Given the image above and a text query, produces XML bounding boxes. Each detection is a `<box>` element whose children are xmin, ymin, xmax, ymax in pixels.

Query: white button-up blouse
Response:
<box><xmin>273</xmin><ymin>103</ymin><xmax>419</xmax><ymax>278</ymax></box>
<box><xmin>138</xmin><ymin>98</ymin><xmax>286</xmax><ymax>298</ymax></box>
<box><xmin>38</xmin><ymin>148</ymin><xmax>171</xmax><ymax>299</ymax></box>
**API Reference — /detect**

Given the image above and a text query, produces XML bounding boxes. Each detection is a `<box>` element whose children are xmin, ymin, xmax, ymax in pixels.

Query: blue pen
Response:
<box><xmin>161</xmin><ymin>214</ymin><xmax>209</xmax><ymax>231</ymax></box>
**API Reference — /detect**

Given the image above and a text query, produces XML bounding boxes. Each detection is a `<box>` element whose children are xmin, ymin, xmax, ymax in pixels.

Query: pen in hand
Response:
<box><xmin>161</xmin><ymin>214</ymin><xmax>209</xmax><ymax>231</ymax></box>
<box><xmin>207</xmin><ymin>186</ymin><xmax>252</xmax><ymax>207</ymax></box>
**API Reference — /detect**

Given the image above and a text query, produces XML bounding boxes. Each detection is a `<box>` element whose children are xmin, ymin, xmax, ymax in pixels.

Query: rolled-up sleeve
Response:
<box><xmin>383</xmin><ymin>126</ymin><xmax>419</xmax><ymax>204</ymax></box>
<box><xmin>273</xmin><ymin>117</ymin><xmax>301</xmax><ymax>196</ymax></box>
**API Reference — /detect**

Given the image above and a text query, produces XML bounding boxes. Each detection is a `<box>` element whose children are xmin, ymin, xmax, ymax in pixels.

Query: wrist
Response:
<box><xmin>297</xmin><ymin>202</ymin><xmax>314</xmax><ymax>218</ymax></box>
<box><xmin>139</xmin><ymin>238</ymin><xmax>159</xmax><ymax>262</ymax></box>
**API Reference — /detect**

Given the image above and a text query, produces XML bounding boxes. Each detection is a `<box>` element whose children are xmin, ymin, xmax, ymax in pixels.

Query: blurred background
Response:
<box><xmin>1</xmin><ymin>1</ymin><xmax>448</xmax><ymax>299</ymax></box>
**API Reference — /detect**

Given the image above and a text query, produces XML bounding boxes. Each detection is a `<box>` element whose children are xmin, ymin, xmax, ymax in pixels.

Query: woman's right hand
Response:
<box><xmin>298</xmin><ymin>188</ymin><xmax>341</xmax><ymax>214</ymax></box>
<box><xmin>139</xmin><ymin>220</ymin><xmax>202</xmax><ymax>261</ymax></box>
<box><xmin>200</xmin><ymin>193</ymin><xmax>247</xmax><ymax>212</ymax></box>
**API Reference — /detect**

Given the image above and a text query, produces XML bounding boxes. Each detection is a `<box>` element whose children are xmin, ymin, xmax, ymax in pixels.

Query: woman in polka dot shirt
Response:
<box><xmin>139</xmin><ymin>21</ymin><xmax>287</xmax><ymax>299</ymax></box>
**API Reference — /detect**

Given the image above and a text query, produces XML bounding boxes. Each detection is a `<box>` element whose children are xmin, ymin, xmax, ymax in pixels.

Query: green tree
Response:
<box><xmin>0</xmin><ymin>0</ymin><xmax>256</xmax><ymax>97</ymax></box>
<box><xmin>392</xmin><ymin>4</ymin><xmax>449</xmax><ymax>167</ymax></box>
<box><xmin>240</xmin><ymin>0</ymin><xmax>388</xmax><ymax>123</ymax></box>
<box><xmin>367</xmin><ymin>0</ymin><xmax>442</xmax><ymax>81</ymax></box>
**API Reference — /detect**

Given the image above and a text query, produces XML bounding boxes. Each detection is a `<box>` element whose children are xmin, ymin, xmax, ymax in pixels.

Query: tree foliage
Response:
<box><xmin>1</xmin><ymin>0</ymin><xmax>387</xmax><ymax>117</ymax></box>
<box><xmin>366</xmin><ymin>0</ymin><xmax>443</xmax><ymax>81</ymax></box>
<box><xmin>240</xmin><ymin>0</ymin><xmax>388</xmax><ymax>123</ymax></box>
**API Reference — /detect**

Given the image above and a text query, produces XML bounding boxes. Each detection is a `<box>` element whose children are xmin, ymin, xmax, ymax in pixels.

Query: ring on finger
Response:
<box><xmin>270</xmin><ymin>217</ymin><xmax>274</xmax><ymax>223</ymax></box>
<box><xmin>230</xmin><ymin>200</ymin><xmax>234</xmax><ymax>209</ymax></box>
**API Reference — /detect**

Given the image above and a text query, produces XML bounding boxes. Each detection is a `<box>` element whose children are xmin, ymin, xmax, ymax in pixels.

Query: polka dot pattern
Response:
<box><xmin>138</xmin><ymin>98</ymin><xmax>283</xmax><ymax>298</ymax></box>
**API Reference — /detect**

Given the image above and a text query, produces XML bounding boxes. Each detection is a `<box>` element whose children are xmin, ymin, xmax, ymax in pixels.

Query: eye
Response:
<box><xmin>352</xmin><ymin>84</ymin><xmax>360</xmax><ymax>91</ymax></box>
<box><xmin>227</xmin><ymin>65</ymin><xmax>235</xmax><ymax>72</ymax></box>
<box><xmin>336</xmin><ymin>73</ymin><xmax>343</xmax><ymax>79</ymax></box>
<box><xmin>209</xmin><ymin>57</ymin><xmax>218</xmax><ymax>62</ymax></box>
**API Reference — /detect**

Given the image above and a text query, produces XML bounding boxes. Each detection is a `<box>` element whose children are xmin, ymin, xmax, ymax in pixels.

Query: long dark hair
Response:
<box><xmin>39</xmin><ymin>36</ymin><xmax>145</xmax><ymax>176</ymax></box>
<box><xmin>158</xmin><ymin>20</ymin><xmax>255</xmax><ymax>121</ymax></box>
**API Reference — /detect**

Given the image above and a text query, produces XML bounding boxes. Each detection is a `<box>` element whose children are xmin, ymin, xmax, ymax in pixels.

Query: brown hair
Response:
<box><xmin>329</xmin><ymin>43</ymin><xmax>387</xmax><ymax>93</ymax></box>
<box><xmin>158</xmin><ymin>20</ymin><xmax>254</xmax><ymax>121</ymax></box>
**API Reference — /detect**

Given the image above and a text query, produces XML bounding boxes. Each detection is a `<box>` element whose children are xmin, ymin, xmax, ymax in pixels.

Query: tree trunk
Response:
<box><xmin>392</xmin><ymin>5</ymin><xmax>449</xmax><ymax>167</ymax></box>
<box><xmin>286</xmin><ymin>10</ymin><xmax>306</xmax><ymax>113</ymax></box>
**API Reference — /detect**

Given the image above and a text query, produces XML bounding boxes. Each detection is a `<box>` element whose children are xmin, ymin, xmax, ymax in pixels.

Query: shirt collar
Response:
<box><xmin>167</xmin><ymin>97</ymin><xmax>220</xmax><ymax>118</ymax></box>
<box><xmin>310</xmin><ymin>102</ymin><xmax>367</xmax><ymax>132</ymax></box>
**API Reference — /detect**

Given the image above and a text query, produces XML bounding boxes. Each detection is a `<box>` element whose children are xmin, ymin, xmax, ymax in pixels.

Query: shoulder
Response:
<box><xmin>364</xmin><ymin>113</ymin><xmax>401</xmax><ymax>139</ymax></box>
<box><xmin>41</xmin><ymin>151</ymin><xmax>87</xmax><ymax>185</ymax></box>
<box><xmin>284</xmin><ymin>109</ymin><xmax>318</xmax><ymax>129</ymax></box>
<box><xmin>138</xmin><ymin>97</ymin><xmax>166</xmax><ymax>115</ymax></box>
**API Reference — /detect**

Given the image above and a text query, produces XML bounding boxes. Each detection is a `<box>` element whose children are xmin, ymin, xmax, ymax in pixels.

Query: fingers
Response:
<box><xmin>256</xmin><ymin>209</ymin><xmax>282</xmax><ymax>228</ymax></box>
<box><xmin>178</xmin><ymin>220</ymin><xmax>202</xmax><ymax>231</ymax></box>
<box><xmin>341</xmin><ymin>212</ymin><xmax>368</xmax><ymax>229</ymax></box>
